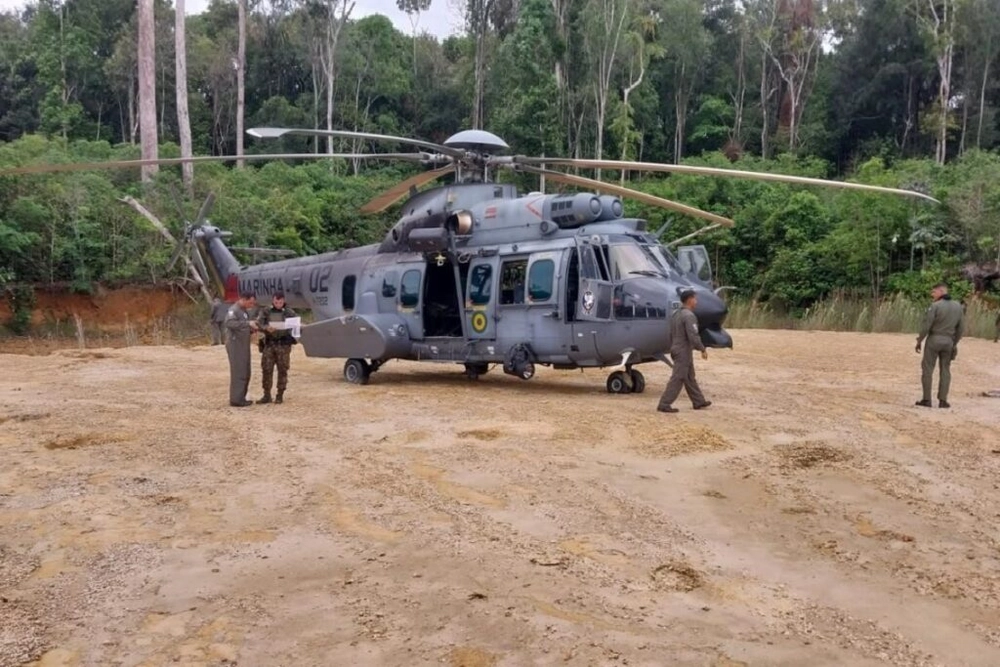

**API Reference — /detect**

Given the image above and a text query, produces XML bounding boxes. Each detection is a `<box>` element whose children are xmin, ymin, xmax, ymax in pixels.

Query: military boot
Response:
<box><xmin>275</xmin><ymin>392</ymin><xmax>283</xmax><ymax>404</ymax></box>
<box><xmin>257</xmin><ymin>393</ymin><xmax>272</xmax><ymax>404</ymax></box>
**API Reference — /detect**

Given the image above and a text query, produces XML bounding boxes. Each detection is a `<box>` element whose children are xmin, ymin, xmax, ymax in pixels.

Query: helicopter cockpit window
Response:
<box><xmin>469</xmin><ymin>264</ymin><xmax>492</xmax><ymax>305</ymax></box>
<box><xmin>528</xmin><ymin>259</ymin><xmax>555</xmax><ymax>301</ymax></box>
<box><xmin>647</xmin><ymin>244</ymin><xmax>682</xmax><ymax>276</ymax></box>
<box><xmin>400</xmin><ymin>269</ymin><xmax>421</xmax><ymax>307</ymax></box>
<box><xmin>500</xmin><ymin>260</ymin><xmax>527</xmax><ymax>305</ymax></box>
<box><xmin>607</xmin><ymin>242</ymin><xmax>663</xmax><ymax>280</ymax></box>
<box><xmin>342</xmin><ymin>275</ymin><xmax>356</xmax><ymax>311</ymax></box>
<box><xmin>578</xmin><ymin>245</ymin><xmax>602</xmax><ymax>280</ymax></box>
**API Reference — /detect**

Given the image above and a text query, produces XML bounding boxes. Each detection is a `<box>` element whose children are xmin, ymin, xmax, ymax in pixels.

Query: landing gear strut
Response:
<box><xmin>606</xmin><ymin>368</ymin><xmax>645</xmax><ymax>394</ymax></box>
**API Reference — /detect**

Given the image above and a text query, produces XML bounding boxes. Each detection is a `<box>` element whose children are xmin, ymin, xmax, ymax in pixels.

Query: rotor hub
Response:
<box><xmin>443</xmin><ymin>129</ymin><xmax>509</xmax><ymax>155</ymax></box>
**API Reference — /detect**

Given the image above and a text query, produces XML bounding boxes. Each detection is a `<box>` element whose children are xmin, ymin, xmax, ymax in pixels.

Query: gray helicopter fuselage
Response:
<box><xmin>209</xmin><ymin>182</ymin><xmax>732</xmax><ymax>373</ymax></box>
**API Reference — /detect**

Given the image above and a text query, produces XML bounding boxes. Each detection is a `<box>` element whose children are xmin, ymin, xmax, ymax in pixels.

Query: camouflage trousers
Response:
<box><xmin>261</xmin><ymin>343</ymin><xmax>292</xmax><ymax>394</ymax></box>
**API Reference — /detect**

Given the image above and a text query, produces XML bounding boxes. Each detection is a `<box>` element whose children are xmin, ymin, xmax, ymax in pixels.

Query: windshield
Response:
<box><xmin>607</xmin><ymin>243</ymin><xmax>667</xmax><ymax>280</ymax></box>
<box><xmin>646</xmin><ymin>243</ymin><xmax>685</xmax><ymax>276</ymax></box>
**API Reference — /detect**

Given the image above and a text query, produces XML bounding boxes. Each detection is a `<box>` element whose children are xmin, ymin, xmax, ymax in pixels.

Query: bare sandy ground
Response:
<box><xmin>2</xmin><ymin>330</ymin><xmax>1000</xmax><ymax>667</ymax></box>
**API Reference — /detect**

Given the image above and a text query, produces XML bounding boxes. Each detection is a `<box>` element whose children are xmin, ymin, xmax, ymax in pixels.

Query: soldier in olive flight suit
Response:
<box><xmin>225</xmin><ymin>291</ymin><xmax>258</xmax><ymax>407</ymax></box>
<box><xmin>658</xmin><ymin>289</ymin><xmax>712</xmax><ymax>413</ymax></box>
<box><xmin>256</xmin><ymin>291</ymin><xmax>297</xmax><ymax>404</ymax></box>
<box><xmin>915</xmin><ymin>282</ymin><xmax>964</xmax><ymax>409</ymax></box>
<box><xmin>209</xmin><ymin>296</ymin><xmax>229</xmax><ymax>345</ymax></box>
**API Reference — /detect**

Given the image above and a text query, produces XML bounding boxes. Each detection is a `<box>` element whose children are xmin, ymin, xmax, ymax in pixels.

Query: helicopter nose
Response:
<box><xmin>692</xmin><ymin>288</ymin><xmax>732</xmax><ymax>348</ymax></box>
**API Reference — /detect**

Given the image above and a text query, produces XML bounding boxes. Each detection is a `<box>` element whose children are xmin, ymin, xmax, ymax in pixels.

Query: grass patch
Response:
<box><xmin>726</xmin><ymin>293</ymin><xmax>998</xmax><ymax>338</ymax></box>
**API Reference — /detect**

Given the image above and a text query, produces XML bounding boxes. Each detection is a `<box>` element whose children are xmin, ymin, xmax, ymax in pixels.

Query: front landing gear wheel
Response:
<box><xmin>628</xmin><ymin>369</ymin><xmax>645</xmax><ymax>394</ymax></box>
<box><xmin>344</xmin><ymin>358</ymin><xmax>371</xmax><ymax>385</ymax></box>
<box><xmin>518</xmin><ymin>362</ymin><xmax>535</xmax><ymax>380</ymax></box>
<box><xmin>607</xmin><ymin>370</ymin><xmax>632</xmax><ymax>394</ymax></box>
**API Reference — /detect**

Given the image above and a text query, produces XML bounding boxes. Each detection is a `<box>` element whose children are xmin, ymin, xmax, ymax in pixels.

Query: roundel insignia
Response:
<box><xmin>471</xmin><ymin>311</ymin><xmax>488</xmax><ymax>333</ymax></box>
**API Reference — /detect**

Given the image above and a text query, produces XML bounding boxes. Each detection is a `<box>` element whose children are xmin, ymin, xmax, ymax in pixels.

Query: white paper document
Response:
<box><xmin>268</xmin><ymin>317</ymin><xmax>302</xmax><ymax>337</ymax></box>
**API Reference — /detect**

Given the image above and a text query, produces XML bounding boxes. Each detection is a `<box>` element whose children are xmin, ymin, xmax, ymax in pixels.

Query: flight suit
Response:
<box><xmin>210</xmin><ymin>300</ymin><xmax>229</xmax><ymax>345</ymax></box>
<box><xmin>257</xmin><ymin>305</ymin><xmax>297</xmax><ymax>402</ymax></box>
<box><xmin>917</xmin><ymin>296</ymin><xmax>964</xmax><ymax>403</ymax></box>
<box><xmin>225</xmin><ymin>303</ymin><xmax>254</xmax><ymax>406</ymax></box>
<box><xmin>658</xmin><ymin>308</ymin><xmax>709</xmax><ymax>410</ymax></box>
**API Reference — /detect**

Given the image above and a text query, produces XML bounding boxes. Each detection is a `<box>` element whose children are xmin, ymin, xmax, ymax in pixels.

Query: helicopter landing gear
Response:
<box><xmin>464</xmin><ymin>362</ymin><xmax>490</xmax><ymax>380</ymax></box>
<box><xmin>629</xmin><ymin>369</ymin><xmax>645</xmax><ymax>393</ymax></box>
<box><xmin>344</xmin><ymin>358</ymin><xmax>371</xmax><ymax>385</ymax></box>
<box><xmin>503</xmin><ymin>343</ymin><xmax>536</xmax><ymax>381</ymax></box>
<box><xmin>606</xmin><ymin>368</ymin><xmax>645</xmax><ymax>394</ymax></box>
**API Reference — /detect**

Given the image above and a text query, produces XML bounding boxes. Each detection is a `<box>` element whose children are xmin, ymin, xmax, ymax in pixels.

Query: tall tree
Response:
<box><xmin>757</xmin><ymin>0</ymin><xmax>823</xmax><ymax>152</ymax></box>
<box><xmin>397</xmin><ymin>0</ymin><xmax>432</xmax><ymax>78</ymax></box>
<box><xmin>582</xmin><ymin>0</ymin><xmax>632</xmax><ymax>175</ymax></box>
<box><xmin>236</xmin><ymin>0</ymin><xmax>246</xmax><ymax>168</ymax></box>
<box><xmin>176</xmin><ymin>0</ymin><xmax>193</xmax><ymax>193</ymax></box>
<box><xmin>659</xmin><ymin>0</ymin><xmax>711</xmax><ymax>161</ymax></box>
<box><xmin>958</xmin><ymin>0</ymin><xmax>1000</xmax><ymax>149</ymax></box>
<box><xmin>137</xmin><ymin>0</ymin><xmax>157</xmax><ymax>182</ymax></box>
<box><xmin>912</xmin><ymin>0</ymin><xmax>957</xmax><ymax>164</ymax></box>
<box><xmin>318</xmin><ymin>0</ymin><xmax>355</xmax><ymax>153</ymax></box>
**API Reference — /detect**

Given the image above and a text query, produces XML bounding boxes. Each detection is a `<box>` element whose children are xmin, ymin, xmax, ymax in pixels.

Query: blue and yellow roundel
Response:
<box><xmin>471</xmin><ymin>311</ymin><xmax>488</xmax><ymax>333</ymax></box>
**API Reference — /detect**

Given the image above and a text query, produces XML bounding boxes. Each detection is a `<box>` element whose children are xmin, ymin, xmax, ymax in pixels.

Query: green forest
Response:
<box><xmin>2</xmin><ymin>0</ymin><xmax>1000</xmax><ymax>336</ymax></box>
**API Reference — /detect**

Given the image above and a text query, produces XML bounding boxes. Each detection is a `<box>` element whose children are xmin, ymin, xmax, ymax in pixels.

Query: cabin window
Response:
<box><xmin>342</xmin><ymin>275</ymin><xmax>356</xmax><ymax>311</ymax></box>
<box><xmin>499</xmin><ymin>259</ymin><xmax>527</xmax><ymax>305</ymax></box>
<box><xmin>400</xmin><ymin>269</ymin><xmax>420</xmax><ymax>307</ymax></box>
<box><xmin>528</xmin><ymin>259</ymin><xmax>555</xmax><ymax>301</ymax></box>
<box><xmin>381</xmin><ymin>271</ymin><xmax>397</xmax><ymax>298</ymax></box>
<box><xmin>468</xmin><ymin>264</ymin><xmax>492</xmax><ymax>305</ymax></box>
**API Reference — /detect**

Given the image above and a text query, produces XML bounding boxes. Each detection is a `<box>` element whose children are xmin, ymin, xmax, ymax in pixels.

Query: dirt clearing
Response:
<box><xmin>2</xmin><ymin>330</ymin><xmax>1000</xmax><ymax>666</ymax></box>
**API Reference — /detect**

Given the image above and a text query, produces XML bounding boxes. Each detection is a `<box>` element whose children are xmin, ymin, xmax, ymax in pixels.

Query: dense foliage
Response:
<box><xmin>1</xmin><ymin>0</ymin><xmax>1000</xmax><ymax>327</ymax></box>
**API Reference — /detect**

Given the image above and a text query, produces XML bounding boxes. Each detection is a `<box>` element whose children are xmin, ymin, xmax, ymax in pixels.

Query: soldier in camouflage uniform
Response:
<box><xmin>256</xmin><ymin>291</ymin><xmax>298</xmax><ymax>404</ymax></box>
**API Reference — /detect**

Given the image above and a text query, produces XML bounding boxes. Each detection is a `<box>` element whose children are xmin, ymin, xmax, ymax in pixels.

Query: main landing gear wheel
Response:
<box><xmin>344</xmin><ymin>358</ymin><xmax>371</xmax><ymax>385</ymax></box>
<box><xmin>606</xmin><ymin>370</ymin><xmax>632</xmax><ymax>394</ymax></box>
<box><xmin>629</xmin><ymin>369</ymin><xmax>645</xmax><ymax>393</ymax></box>
<box><xmin>464</xmin><ymin>362</ymin><xmax>490</xmax><ymax>380</ymax></box>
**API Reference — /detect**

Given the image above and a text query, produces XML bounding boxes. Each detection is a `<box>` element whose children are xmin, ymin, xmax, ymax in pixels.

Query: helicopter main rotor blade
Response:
<box><xmin>194</xmin><ymin>192</ymin><xmax>216</xmax><ymax>227</ymax></box>
<box><xmin>248</xmin><ymin>127</ymin><xmax>466</xmax><ymax>160</ymax></box>
<box><xmin>0</xmin><ymin>152</ymin><xmax>427</xmax><ymax>177</ymax></box>
<box><xmin>165</xmin><ymin>237</ymin><xmax>188</xmax><ymax>273</ymax></box>
<box><xmin>517</xmin><ymin>165</ymin><xmax>735</xmax><ymax>227</ymax></box>
<box><xmin>359</xmin><ymin>164</ymin><xmax>457</xmax><ymax>215</ymax></box>
<box><xmin>513</xmin><ymin>157</ymin><xmax>940</xmax><ymax>204</ymax></box>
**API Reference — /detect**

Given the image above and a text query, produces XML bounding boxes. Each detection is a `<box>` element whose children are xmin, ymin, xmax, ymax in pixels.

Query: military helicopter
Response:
<box><xmin>0</xmin><ymin>126</ymin><xmax>938</xmax><ymax>393</ymax></box>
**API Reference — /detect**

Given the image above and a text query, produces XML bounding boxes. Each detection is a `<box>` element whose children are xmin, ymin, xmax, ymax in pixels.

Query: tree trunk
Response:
<box><xmin>760</xmin><ymin>50</ymin><xmax>769</xmax><ymax>159</ymax></box>
<box><xmin>977</xmin><ymin>58</ymin><xmax>991</xmax><ymax>148</ymax></box>
<box><xmin>137</xmin><ymin>0</ymin><xmax>158</xmax><ymax>183</ymax></box>
<box><xmin>176</xmin><ymin>0</ymin><xmax>194</xmax><ymax>195</ymax></box>
<box><xmin>730</xmin><ymin>25</ymin><xmax>747</xmax><ymax>146</ymax></box>
<box><xmin>674</xmin><ymin>62</ymin><xmax>687</xmax><ymax>162</ymax></box>
<box><xmin>322</xmin><ymin>0</ymin><xmax>355</xmax><ymax>154</ymax></box>
<box><xmin>236</xmin><ymin>0</ymin><xmax>247</xmax><ymax>168</ymax></box>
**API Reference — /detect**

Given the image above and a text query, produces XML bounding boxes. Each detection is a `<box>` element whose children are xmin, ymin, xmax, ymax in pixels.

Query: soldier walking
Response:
<box><xmin>256</xmin><ymin>291</ymin><xmax>297</xmax><ymax>404</ymax></box>
<box><xmin>225</xmin><ymin>290</ymin><xmax>258</xmax><ymax>407</ymax></box>
<box><xmin>915</xmin><ymin>282</ymin><xmax>964</xmax><ymax>409</ymax></box>
<box><xmin>658</xmin><ymin>289</ymin><xmax>712</xmax><ymax>413</ymax></box>
<box><xmin>209</xmin><ymin>296</ymin><xmax>229</xmax><ymax>345</ymax></box>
